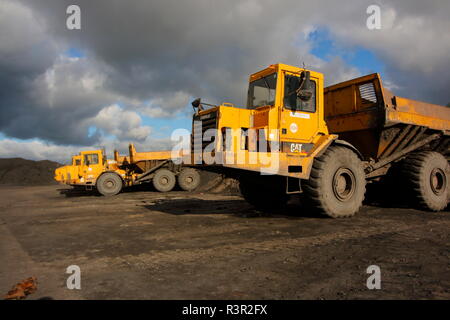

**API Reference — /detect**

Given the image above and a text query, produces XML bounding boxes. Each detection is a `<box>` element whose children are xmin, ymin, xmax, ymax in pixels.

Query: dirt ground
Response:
<box><xmin>0</xmin><ymin>184</ymin><xmax>449</xmax><ymax>300</ymax></box>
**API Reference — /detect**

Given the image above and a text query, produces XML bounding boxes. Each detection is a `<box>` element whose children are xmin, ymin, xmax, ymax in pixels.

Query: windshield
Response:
<box><xmin>84</xmin><ymin>154</ymin><xmax>99</xmax><ymax>165</ymax></box>
<box><xmin>72</xmin><ymin>158</ymin><xmax>81</xmax><ymax>166</ymax></box>
<box><xmin>247</xmin><ymin>73</ymin><xmax>277</xmax><ymax>109</ymax></box>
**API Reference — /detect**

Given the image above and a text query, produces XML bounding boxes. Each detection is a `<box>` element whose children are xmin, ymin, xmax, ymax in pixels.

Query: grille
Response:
<box><xmin>192</xmin><ymin>111</ymin><xmax>218</xmax><ymax>154</ymax></box>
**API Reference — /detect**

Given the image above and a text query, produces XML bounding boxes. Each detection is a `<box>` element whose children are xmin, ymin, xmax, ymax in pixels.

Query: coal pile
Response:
<box><xmin>0</xmin><ymin>158</ymin><xmax>61</xmax><ymax>186</ymax></box>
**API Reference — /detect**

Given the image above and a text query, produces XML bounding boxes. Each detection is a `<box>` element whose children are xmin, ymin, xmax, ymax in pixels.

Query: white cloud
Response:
<box><xmin>0</xmin><ymin>139</ymin><xmax>84</xmax><ymax>164</ymax></box>
<box><xmin>0</xmin><ymin>134</ymin><xmax>174</xmax><ymax>163</ymax></box>
<box><xmin>88</xmin><ymin>104</ymin><xmax>152</xmax><ymax>141</ymax></box>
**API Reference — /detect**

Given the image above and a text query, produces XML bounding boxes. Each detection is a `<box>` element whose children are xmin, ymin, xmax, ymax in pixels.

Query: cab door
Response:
<box><xmin>279</xmin><ymin>71</ymin><xmax>320</xmax><ymax>147</ymax></box>
<box><xmin>81</xmin><ymin>151</ymin><xmax>103</xmax><ymax>183</ymax></box>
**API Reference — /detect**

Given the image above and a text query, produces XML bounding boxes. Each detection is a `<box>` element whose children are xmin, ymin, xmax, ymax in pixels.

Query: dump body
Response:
<box><xmin>114</xmin><ymin>143</ymin><xmax>174</xmax><ymax>175</ymax></box>
<box><xmin>113</xmin><ymin>143</ymin><xmax>180</xmax><ymax>185</ymax></box>
<box><xmin>324</xmin><ymin>74</ymin><xmax>450</xmax><ymax>161</ymax></box>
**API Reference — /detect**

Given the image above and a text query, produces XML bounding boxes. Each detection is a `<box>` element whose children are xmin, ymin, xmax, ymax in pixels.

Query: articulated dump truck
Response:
<box><xmin>190</xmin><ymin>63</ymin><xmax>450</xmax><ymax>218</ymax></box>
<box><xmin>55</xmin><ymin>144</ymin><xmax>200</xmax><ymax>196</ymax></box>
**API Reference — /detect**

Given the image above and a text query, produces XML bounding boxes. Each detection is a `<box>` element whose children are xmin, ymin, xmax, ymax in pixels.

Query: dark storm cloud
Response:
<box><xmin>19</xmin><ymin>0</ymin><xmax>313</xmax><ymax>104</ymax></box>
<box><xmin>2</xmin><ymin>0</ymin><xmax>321</xmax><ymax>148</ymax></box>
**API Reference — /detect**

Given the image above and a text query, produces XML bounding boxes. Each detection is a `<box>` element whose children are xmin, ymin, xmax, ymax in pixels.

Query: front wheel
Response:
<box><xmin>303</xmin><ymin>146</ymin><xmax>366</xmax><ymax>218</ymax></box>
<box><xmin>96</xmin><ymin>172</ymin><xmax>123</xmax><ymax>196</ymax></box>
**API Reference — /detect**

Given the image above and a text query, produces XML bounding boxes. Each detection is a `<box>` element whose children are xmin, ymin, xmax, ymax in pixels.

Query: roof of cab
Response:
<box><xmin>249</xmin><ymin>63</ymin><xmax>324</xmax><ymax>82</ymax></box>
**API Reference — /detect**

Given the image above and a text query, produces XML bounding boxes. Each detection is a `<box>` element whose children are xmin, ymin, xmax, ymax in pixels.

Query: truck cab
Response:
<box><xmin>55</xmin><ymin>149</ymin><xmax>110</xmax><ymax>186</ymax></box>
<box><xmin>191</xmin><ymin>63</ymin><xmax>334</xmax><ymax>179</ymax></box>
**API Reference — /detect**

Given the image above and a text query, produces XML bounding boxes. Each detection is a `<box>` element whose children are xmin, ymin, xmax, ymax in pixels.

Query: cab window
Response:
<box><xmin>74</xmin><ymin>159</ymin><xmax>81</xmax><ymax>166</ymax></box>
<box><xmin>284</xmin><ymin>74</ymin><xmax>316</xmax><ymax>112</ymax></box>
<box><xmin>247</xmin><ymin>73</ymin><xmax>277</xmax><ymax>109</ymax></box>
<box><xmin>84</xmin><ymin>154</ymin><xmax>99</xmax><ymax>165</ymax></box>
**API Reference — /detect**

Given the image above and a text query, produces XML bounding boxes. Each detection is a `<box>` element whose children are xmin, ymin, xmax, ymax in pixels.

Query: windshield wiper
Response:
<box><xmin>262</xmin><ymin>76</ymin><xmax>273</xmax><ymax>102</ymax></box>
<box><xmin>262</xmin><ymin>76</ymin><xmax>270</xmax><ymax>90</ymax></box>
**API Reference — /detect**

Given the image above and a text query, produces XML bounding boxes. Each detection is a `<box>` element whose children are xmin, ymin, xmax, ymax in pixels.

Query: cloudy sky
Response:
<box><xmin>1</xmin><ymin>0</ymin><xmax>449</xmax><ymax>163</ymax></box>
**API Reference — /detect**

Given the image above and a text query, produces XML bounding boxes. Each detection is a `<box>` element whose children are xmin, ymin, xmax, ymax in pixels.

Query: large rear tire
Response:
<box><xmin>153</xmin><ymin>168</ymin><xmax>176</xmax><ymax>192</ymax></box>
<box><xmin>401</xmin><ymin>151</ymin><xmax>449</xmax><ymax>211</ymax></box>
<box><xmin>178</xmin><ymin>168</ymin><xmax>201</xmax><ymax>191</ymax></box>
<box><xmin>239</xmin><ymin>174</ymin><xmax>288</xmax><ymax>212</ymax></box>
<box><xmin>96</xmin><ymin>172</ymin><xmax>123</xmax><ymax>196</ymax></box>
<box><xmin>303</xmin><ymin>146</ymin><xmax>366</xmax><ymax>218</ymax></box>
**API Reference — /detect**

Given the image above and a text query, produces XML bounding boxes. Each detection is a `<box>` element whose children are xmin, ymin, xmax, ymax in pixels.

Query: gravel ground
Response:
<box><xmin>0</xmin><ymin>185</ymin><xmax>449</xmax><ymax>299</ymax></box>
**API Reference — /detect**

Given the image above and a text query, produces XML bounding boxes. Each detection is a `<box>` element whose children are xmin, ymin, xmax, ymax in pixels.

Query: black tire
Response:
<box><xmin>303</xmin><ymin>146</ymin><xmax>366</xmax><ymax>218</ymax></box>
<box><xmin>152</xmin><ymin>168</ymin><xmax>176</xmax><ymax>192</ymax></box>
<box><xmin>96</xmin><ymin>172</ymin><xmax>123</xmax><ymax>196</ymax></box>
<box><xmin>401</xmin><ymin>151</ymin><xmax>449</xmax><ymax>211</ymax></box>
<box><xmin>239</xmin><ymin>174</ymin><xmax>288</xmax><ymax>212</ymax></box>
<box><xmin>178</xmin><ymin>168</ymin><xmax>201</xmax><ymax>191</ymax></box>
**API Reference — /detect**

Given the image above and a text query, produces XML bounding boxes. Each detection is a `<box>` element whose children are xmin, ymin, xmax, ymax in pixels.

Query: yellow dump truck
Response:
<box><xmin>190</xmin><ymin>63</ymin><xmax>450</xmax><ymax>217</ymax></box>
<box><xmin>55</xmin><ymin>144</ymin><xmax>200</xmax><ymax>196</ymax></box>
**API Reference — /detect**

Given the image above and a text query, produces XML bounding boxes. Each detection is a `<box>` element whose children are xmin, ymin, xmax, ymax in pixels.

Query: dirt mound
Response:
<box><xmin>0</xmin><ymin>158</ymin><xmax>61</xmax><ymax>186</ymax></box>
<box><xmin>197</xmin><ymin>170</ymin><xmax>240</xmax><ymax>194</ymax></box>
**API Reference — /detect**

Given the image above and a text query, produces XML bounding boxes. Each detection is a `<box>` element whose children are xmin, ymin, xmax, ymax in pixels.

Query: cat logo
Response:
<box><xmin>290</xmin><ymin>143</ymin><xmax>303</xmax><ymax>153</ymax></box>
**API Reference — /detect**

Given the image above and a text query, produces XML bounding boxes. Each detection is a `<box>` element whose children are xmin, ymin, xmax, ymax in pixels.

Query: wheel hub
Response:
<box><xmin>160</xmin><ymin>176</ymin><xmax>169</xmax><ymax>185</ymax></box>
<box><xmin>333</xmin><ymin>168</ymin><xmax>356</xmax><ymax>202</ymax></box>
<box><xmin>430</xmin><ymin>168</ymin><xmax>446</xmax><ymax>195</ymax></box>
<box><xmin>105</xmin><ymin>180</ymin><xmax>115</xmax><ymax>189</ymax></box>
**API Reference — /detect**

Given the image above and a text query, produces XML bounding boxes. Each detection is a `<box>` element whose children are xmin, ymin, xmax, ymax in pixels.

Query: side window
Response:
<box><xmin>284</xmin><ymin>74</ymin><xmax>316</xmax><ymax>112</ymax></box>
<box><xmin>75</xmin><ymin>159</ymin><xmax>81</xmax><ymax>166</ymax></box>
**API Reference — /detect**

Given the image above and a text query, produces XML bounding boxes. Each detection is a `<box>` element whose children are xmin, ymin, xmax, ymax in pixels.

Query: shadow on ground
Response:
<box><xmin>58</xmin><ymin>183</ymin><xmax>201</xmax><ymax>198</ymax></box>
<box><xmin>143</xmin><ymin>196</ymin><xmax>328</xmax><ymax>219</ymax></box>
<box><xmin>58</xmin><ymin>187</ymin><xmax>100</xmax><ymax>197</ymax></box>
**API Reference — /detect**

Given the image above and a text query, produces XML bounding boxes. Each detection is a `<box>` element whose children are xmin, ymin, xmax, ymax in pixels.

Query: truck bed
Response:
<box><xmin>323</xmin><ymin>73</ymin><xmax>450</xmax><ymax>160</ymax></box>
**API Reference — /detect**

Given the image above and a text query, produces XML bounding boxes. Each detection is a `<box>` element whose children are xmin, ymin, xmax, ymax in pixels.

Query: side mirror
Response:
<box><xmin>191</xmin><ymin>98</ymin><xmax>201</xmax><ymax>109</ymax></box>
<box><xmin>296</xmin><ymin>71</ymin><xmax>313</xmax><ymax>101</ymax></box>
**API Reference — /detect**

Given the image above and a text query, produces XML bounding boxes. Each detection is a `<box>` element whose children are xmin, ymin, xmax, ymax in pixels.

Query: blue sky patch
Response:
<box><xmin>87</xmin><ymin>126</ymin><xmax>97</xmax><ymax>138</ymax></box>
<box><xmin>141</xmin><ymin>113</ymin><xmax>191</xmax><ymax>139</ymax></box>
<box><xmin>308</xmin><ymin>27</ymin><xmax>386</xmax><ymax>77</ymax></box>
<box><xmin>65</xmin><ymin>47</ymin><xmax>85</xmax><ymax>58</ymax></box>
